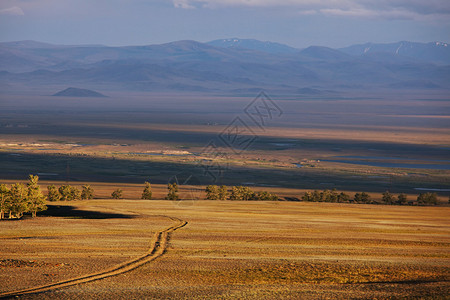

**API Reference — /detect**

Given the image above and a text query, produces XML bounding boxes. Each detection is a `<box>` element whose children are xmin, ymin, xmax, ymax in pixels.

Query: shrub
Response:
<box><xmin>111</xmin><ymin>188</ymin><xmax>123</xmax><ymax>199</ymax></box>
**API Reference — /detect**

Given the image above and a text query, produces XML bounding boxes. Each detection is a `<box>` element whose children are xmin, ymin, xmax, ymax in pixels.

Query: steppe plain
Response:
<box><xmin>0</xmin><ymin>90</ymin><xmax>449</xmax><ymax>298</ymax></box>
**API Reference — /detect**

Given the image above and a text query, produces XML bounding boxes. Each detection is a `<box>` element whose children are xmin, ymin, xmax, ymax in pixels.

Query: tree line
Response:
<box><xmin>301</xmin><ymin>189</ymin><xmax>439</xmax><ymax>206</ymax></box>
<box><xmin>47</xmin><ymin>184</ymin><xmax>94</xmax><ymax>201</ymax></box>
<box><xmin>0</xmin><ymin>175</ymin><xmax>443</xmax><ymax>221</ymax></box>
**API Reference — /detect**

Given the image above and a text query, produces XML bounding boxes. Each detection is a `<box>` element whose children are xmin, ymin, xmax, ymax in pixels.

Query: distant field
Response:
<box><xmin>1</xmin><ymin>91</ymin><xmax>449</xmax><ymax>194</ymax></box>
<box><xmin>1</xmin><ymin>200</ymin><xmax>449</xmax><ymax>298</ymax></box>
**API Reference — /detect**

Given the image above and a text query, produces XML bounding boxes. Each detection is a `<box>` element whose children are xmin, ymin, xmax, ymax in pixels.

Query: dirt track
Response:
<box><xmin>0</xmin><ymin>215</ymin><xmax>187</xmax><ymax>299</ymax></box>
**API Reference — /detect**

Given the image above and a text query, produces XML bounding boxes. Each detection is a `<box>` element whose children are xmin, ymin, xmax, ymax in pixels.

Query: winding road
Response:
<box><xmin>0</xmin><ymin>215</ymin><xmax>187</xmax><ymax>299</ymax></box>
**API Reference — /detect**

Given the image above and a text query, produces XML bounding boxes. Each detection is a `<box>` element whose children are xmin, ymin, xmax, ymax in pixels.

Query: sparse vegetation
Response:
<box><xmin>1</xmin><ymin>199</ymin><xmax>447</xmax><ymax>298</ymax></box>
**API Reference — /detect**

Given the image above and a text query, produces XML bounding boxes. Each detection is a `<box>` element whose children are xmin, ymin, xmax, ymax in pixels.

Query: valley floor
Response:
<box><xmin>1</xmin><ymin>200</ymin><xmax>449</xmax><ymax>299</ymax></box>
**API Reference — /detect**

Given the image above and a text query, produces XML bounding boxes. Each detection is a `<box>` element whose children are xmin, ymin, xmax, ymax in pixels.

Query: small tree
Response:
<box><xmin>81</xmin><ymin>185</ymin><xmax>94</xmax><ymax>200</ymax></box>
<box><xmin>59</xmin><ymin>185</ymin><xmax>80</xmax><ymax>201</ymax></box>
<box><xmin>205</xmin><ymin>185</ymin><xmax>219</xmax><ymax>200</ymax></box>
<box><xmin>321</xmin><ymin>189</ymin><xmax>331</xmax><ymax>202</ymax></box>
<box><xmin>337</xmin><ymin>192</ymin><xmax>350</xmax><ymax>203</ymax></box>
<box><xmin>27</xmin><ymin>175</ymin><xmax>47</xmax><ymax>217</ymax></box>
<box><xmin>9</xmin><ymin>183</ymin><xmax>28</xmax><ymax>218</ymax></box>
<box><xmin>47</xmin><ymin>185</ymin><xmax>61</xmax><ymax>202</ymax></box>
<box><xmin>0</xmin><ymin>184</ymin><xmax>10</xmax><ymax>219</ymax></box>
<box><xmin>230</xmin><ymin>186</ymin><xmax>240</xmax><ymax>200</ymax></box>
<box><xmin>311</xmin><ymin>190</ymin><xmax>322</xmax><ymax>202</ymax></box>
<box><xmin>354</xmin><ymin>192</ymin><xmax>371</xmax><ymax>204</ymax></box>
<box><xmin>417</xmin><ymin>192</ymin><xmax>438</xmax><ymax>206</ymax></box>
<box><xmin>302</xmin><ymin>191</ymin><xmax>312</xmax><ymax>202</ymax></box>
<box><xmin>328</xmin><ymin>189</ymin><xmax>339</xmax><ymax>203</ymax></box>
<box><xmin>141</xmin><ymin>182</ymin><xmax>152</xmax><ymax>200</ymax></box>
<box><xmin>166</xmin><ymin>183</ymin><xmax>179</xmax><ymax>200</ymax></box>
<box><xmin>111</xmin><ymin>188</ymin><xmax>123</xmax><ymax>199</ymax></box>
<box><xmin>397</xmin><ymin>193</ymin><xmax>407</xmax><ymax>205</ymax></box>
<box><xmin>218</xmin><ymin>185</ymin><xmax>228</xmax><ymax>201</ymax></box>
<box><xmin>165</xmin><ymin>183</ymin><xmax>179</xmax><ymax>200</ymax></box>
<box><xmin>382</xmin><ymin>191</ymin><xmax>395</xmax><ymax>205</ymax></box>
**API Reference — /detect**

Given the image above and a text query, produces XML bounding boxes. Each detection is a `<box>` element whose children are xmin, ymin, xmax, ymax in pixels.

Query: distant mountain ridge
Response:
<box><xmin>207</xmin><ymin>38</ymin><xmax>299</xmax><ymax>54</ymax></box>
<box><xmin>0</xmin><ymin>38</ymin><xmax>449</xmax><ymax>93</ymax></box>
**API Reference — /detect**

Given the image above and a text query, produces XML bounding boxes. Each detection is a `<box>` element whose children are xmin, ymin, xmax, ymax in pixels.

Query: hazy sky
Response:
<box><xmin>0</xmin><ymin>0</ymin><xmax>449</xmax><ymax>48</ymax></box>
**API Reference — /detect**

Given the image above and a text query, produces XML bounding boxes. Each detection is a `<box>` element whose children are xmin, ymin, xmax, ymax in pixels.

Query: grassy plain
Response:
<box><xmin>0</xmin><ymin>200</ymin><xmax>449</xmax><ymax>299</ymax></box>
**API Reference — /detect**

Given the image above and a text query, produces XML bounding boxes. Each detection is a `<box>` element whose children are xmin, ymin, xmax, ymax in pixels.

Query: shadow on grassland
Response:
<box><xmin>40</xmin><ymin>205</ymin><xmax>136</xmax><ymax>219</ymax></box>
<box><xmin>1</xmin><ymin>151</ymin><xmax>449</xmax><ymax>193</ymax></box>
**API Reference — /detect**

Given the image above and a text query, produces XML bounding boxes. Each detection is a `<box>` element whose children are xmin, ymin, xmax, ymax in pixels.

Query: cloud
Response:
<box><xmin>0</xmin><ymin>6</ymin><xmax>25</xmax><ymax>16</ymax></box>
<box><xmin>171</xmin><ymin>0</ymin><xmax>450</xmax><ymax>20</ymax></box>
<box><xmin>173</xmin><ymin>0</ymin><xmax>196</xmax><ymax>9</ymax></box>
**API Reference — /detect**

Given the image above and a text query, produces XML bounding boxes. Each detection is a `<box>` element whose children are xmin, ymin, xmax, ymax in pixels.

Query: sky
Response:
<box><xmin>0</xmin><ymin>0</ymin><xmax>449</xmax><ymax>48</ymax></box>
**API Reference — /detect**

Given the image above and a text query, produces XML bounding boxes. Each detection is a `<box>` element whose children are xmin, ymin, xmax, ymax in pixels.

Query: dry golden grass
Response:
<box><xmin>1</xmin><ymin>200</ymin><xmax>448</xmax><ymax>299</ymax></box>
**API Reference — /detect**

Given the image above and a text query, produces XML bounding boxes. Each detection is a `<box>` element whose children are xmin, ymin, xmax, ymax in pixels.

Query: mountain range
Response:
<box><xmin>1</xmin><ymin>39</ymin><xmax>449</xmax><ymax>94</ymax></box>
